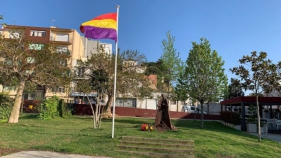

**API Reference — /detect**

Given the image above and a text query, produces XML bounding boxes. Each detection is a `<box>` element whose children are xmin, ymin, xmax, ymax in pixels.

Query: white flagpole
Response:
<box><xmin>112</xmin><ymin>5</ymin><xmax>120</xmax><ymax>139</ymax></box>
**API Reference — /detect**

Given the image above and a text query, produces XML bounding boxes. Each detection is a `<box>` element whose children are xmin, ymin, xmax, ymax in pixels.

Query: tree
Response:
<box><xmin>0</xmin><ymin>33</ymin><xmax>71</xmax><ymax>123</ymax></box>
<box><xmin>161</xmin><ymin>31</ymin><xmax>184</xmax><ymax>98</ymax></box>
<box><xmin>173</xmin><ymin>83</ymin><xmax>189</xmax><ymax>111</ymax></box>
<box><xmin>0</xmin><ymin>15</ymin><xmax>4</xmax><ymax>24</ymax></box>
<box><xmin>74</xmin><ymin>49</ymin><xmax>152</xmax><ymax>120</ymax></box>
<box><xmin>143</xmin><ymin>59</ymin><xmax>170</xmax><ymax>92</ymax></box>
<box><xmin>178</xmin><ymin>38</ymin><xmax>228</xmax><ymax>128</ymax></box>
<box><xmin>74</xmin><ymin>63</ymin><xmax>109</xmax><ymax>128</ymax></box>
<box><xmin>144</xmin><ymin>60</ymin><xmax>162</xmax><ymax>76</ymax></box>
<box><xmin>230</xmin><ymin>51</ymin><xmax>281</xmax><ymax>142</ymax></box>
<box><xmin>227</xmin><ymin>78</ymin><xmax>245</xmax><ymax>99</ymax></box>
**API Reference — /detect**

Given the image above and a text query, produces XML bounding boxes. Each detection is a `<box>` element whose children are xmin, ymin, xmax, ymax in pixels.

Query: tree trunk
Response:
<box><xmin>96</xmin><ymin>95</ymin><xmax>102</xmax><ymax>128</ymax></box>
<box><xmin>193</xmin><ymin>106</ymin><xmax>196</xmax><ymax>121</ymax></box>
<box><xmin>105</xmin><ymin>93</ymin><xmax>113</xmax><ymax>114</ymax></box>
<box><xmin>200</xmin><ymin>102</ymin><xmax>204</xmax><ymax>128</ymax></box>
<box><xmin>97</xmin><ymin>104</ymin><xmax>102</xmax><ymax>127</ymax></box>
<box><xmin>95</xmin><ymin>102</ymin><xmax>98</xmax><ymax>128</ymax></box>
<box><xmin>8</xmin><ymin>81</ymin><xmax>25</xmax><ymax>123</ymax></box>
<box><xmin>86</xmin><ymin>95</ymin><xmax>96</xmax><ymax>128</ymax></box>
<box><xmin>256</xmin><ymin>95</ymin><xmax>261</xmax><ymax>142</ymax></box>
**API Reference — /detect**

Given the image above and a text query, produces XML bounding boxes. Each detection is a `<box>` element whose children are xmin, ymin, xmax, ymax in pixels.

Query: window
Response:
<box><xmin>59</xmin><ymin>60</ymin><xmax>67</xmax><ymax>66</ymax></box>
<box><xmin>58</xmin><ymin>87</ymin><xmax>65</xmax><ymax>93</ymax></box>
<box><xmin>77</xmin><ymin>67</ymin><xmax>85</xmax><ymax>77</ymax></box>
<box><xmin>24</xmin><ymin>93</ymin><xmax>35</xmax><ymax>100</ymax></box>
<box><xmin>116</xmin><ymin>98</ymin><xmax>136</xmax><ymax>108</ymax></box>
<box><xmin>27</xmin><ymin>57</ymin><xmax>35</xmax><ymax>63</ymax></box>
<box><xmin>9</xmin><ymin>32</ymin><xmax>20</xmax><ymax>39</ymax></box>
<box><xmin>24</xmin><ymin>90</ymin><xmax>44</xmax><ymax>100</ymax></box>
<box><xmin>29</xmin><ymin>43</ymin><xmax>44</xmax><ymax>50</ymax></box>
<box><xmin>30</xmin><ymin>30</ymin><xmax>46</xmax><ymax>37</ymax></box>
<box><xmin>56</xmin><ymin>34</ymin><xmax>69</xmax><ymax>42</ymax></box>
<box><xmin>56</xmin><ymin>46</ymin><xmax>68</xmax><ymax>54</ymax></box>
<box><xmin>52</xmin><ymin>87</ymin><xmax>65</xmax><ymax>93</ymax></box>
<box><xmin>3</xmin><ymin>86</ymin><xmax>16</xmax><ymax>91</ymax></box>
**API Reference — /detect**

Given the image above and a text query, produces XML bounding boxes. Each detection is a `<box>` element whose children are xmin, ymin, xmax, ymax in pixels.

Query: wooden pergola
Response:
<box><xmin>220</xmin><ymin>96</ymin><xmax>281</xmax><ymax>131</ymax></box>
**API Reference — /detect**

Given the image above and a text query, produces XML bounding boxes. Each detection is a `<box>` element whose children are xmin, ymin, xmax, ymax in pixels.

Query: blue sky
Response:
<box><xmin>1</xmin><ymin>0</ymin><xmax>281</xmax><ymax>81</ymax></box>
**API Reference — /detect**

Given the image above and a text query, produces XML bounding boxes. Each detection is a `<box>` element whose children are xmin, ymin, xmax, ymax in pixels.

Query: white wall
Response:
<box><xmin>202</xmin><ymin>103</ymin><xmax>221</xmax><ymax>115</ymax></box>
<box><xmin>138</xmin><ymin>98</ymin><xmax>158</xmax><ymax>110</ymax></box>
<box><xmin>100</xmin><ymin>43</ymin><xmax>112</xmax><ymax>54</ymax></box>
<box><xmin>137</xmin><ymin>95</ymin><xmax>186</xmax><ymax>111</ymax></box>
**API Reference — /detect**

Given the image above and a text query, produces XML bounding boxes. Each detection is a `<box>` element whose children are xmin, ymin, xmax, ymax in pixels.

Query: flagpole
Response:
<box><xmin>112</xmin><ymin>5</ymin><xmax>120</xmax><ymax>139</ymax></box>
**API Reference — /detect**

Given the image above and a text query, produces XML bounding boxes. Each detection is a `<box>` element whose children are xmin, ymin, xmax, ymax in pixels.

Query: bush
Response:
<box><xmin>58</xmin><ymin>99</ymin><xmax>72</xmax><ymax>117</ymax></box>
<box><xmin>23</xmin><ymin>100</ymin><xmax>40</xmax><ymax>113</ymax></box>
<box><xmin>220</xmin><ymin>111</ymin><xmax>241</xmax><ymax>125</ymax></box>
<box><xmin>37</xmin><ymin>96</ymin><xmax>60</xmax><ymax>120</ymax></box>
<box><xmin>247</xmin><ymin>104</ymin><xmax>257</xmax><ymax>123</ymax></box>
<box><xmin>0</xmin><ymin>93</ymin><xmax>13</xmax><ymax>121</ymax></box>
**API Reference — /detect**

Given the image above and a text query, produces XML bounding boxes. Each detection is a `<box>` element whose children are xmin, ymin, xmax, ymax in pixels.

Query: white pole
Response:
<box><xmin>112</xmin><ymin>5</ymin><xmax>120</xmax><ymax>139</ymax></box>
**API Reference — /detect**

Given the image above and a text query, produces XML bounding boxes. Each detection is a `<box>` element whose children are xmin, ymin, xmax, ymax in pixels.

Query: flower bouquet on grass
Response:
<box><xmin>141</xmin><ymin>123</ymin><xmax>153</xmax><ymax>131</ymax></box>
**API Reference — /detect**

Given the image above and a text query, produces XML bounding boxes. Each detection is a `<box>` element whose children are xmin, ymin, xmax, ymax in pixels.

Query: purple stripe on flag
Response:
<box><xmin>83</xmin><ymin>26</ymin><xmax>117</xmax><ymax>42</ymax></box>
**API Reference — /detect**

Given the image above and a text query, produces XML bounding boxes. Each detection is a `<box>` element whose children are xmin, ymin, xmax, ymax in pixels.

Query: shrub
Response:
<box><xmin>248</xmin><ymin>104</ymin><xmax>257</xmax><ymax>124</ymax></box>
<box><xmin>37</xmin><ymin>96</ymin><xmax>60</xmax><ymax>120</ymax></box>
<box><xmin>58</xmin><ymin>99</ymin><xmax>72</xmax><ymax>117</ymax></box>
<box><xmin>0</xmin><ymin>93</ymin><xmax>13</xmax><ymax>121</ymax></box>
<box><xmin>220</xmin><ymin>111</ymin><xmax>241</xmax><ymax>125</ymax></box>
<box><xmin>23</xmin><ymin>100</ymin><xmax>40</xmax><ymax>113</ymax></box>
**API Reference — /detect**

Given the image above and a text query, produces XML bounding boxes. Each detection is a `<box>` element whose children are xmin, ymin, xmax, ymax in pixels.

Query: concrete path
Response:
<box><xmin>0</xmin><ymin>151</ymin><xmax>111</xmax><ymax>158</ymax></box>
<box><xmin>248</xmin><ymin>133</ymin><xmax>281</xmax><ymax>143</ymax></box>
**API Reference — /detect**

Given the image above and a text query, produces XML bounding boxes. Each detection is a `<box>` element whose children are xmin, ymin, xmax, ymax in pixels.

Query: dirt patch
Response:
<box><xmin>0</xmin><ymin>148</ymin><xmax>21</xmax><ymax>156</ymax></box>
<box><xmin>101</xmin><ymin>113</ymin><xmax>119</xmax><ymax>118</ymax></box>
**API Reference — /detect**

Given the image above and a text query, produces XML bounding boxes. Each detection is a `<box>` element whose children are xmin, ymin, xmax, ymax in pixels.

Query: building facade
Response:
<box><xmin>0</xmin><ymin>24</ymin><xmax>112</xmax><ymax>103</ymax></box>
<box><xmin>1</xmin><ymin>24</ymin><xmax>194</xmax><ymax>113</ymax></box>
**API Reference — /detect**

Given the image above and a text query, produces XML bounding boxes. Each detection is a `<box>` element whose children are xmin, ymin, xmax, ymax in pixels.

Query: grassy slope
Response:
<box><xmin>0</xmin><ymin>114</ymin><xmax>280</xmax><ymax>158</ymax></box>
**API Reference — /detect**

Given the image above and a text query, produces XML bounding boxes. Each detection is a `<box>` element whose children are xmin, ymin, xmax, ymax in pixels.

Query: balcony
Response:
<box><xmin>49</xmin><ymin>36</ymin><xmax>72</xmax><ymax>45</ymax></box>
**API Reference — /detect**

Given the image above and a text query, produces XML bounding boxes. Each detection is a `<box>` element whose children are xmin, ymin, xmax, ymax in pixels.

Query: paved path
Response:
<box><xmin>248</xmin><ymin>133</ymin><xmax>281</xmax><ymax>143</ymax></box>
<box><xmin>0</xmin><ymin>151</ymin><xmax>111</xmax><ymax>158</ymax></box>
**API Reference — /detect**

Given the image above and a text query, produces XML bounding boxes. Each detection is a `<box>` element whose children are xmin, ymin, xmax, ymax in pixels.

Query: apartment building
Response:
<box><xmin>1</xmin><ymin>25</ymin><xmax>188</xmax><ymax>112</ymax></box>
<box><xmin>0</xmin><ymin>24</ymin><xmax>112</xmax><ymax>102</ymax></box>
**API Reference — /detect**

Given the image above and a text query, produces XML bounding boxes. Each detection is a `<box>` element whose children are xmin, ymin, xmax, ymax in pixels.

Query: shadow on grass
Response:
<box><xmin>71</xmin><ymin>115</ymin><xmax>93</xmax><ymax>120</ymax></box>
<box><xmin>103</xmin><ymin>117</ymin><xmax>154</xmax><ymax>125</ymax></box>
<box><xmin>20</xmin><ymin>113</ymin><xmax>39</xmax><ymax>119</ymax></box>
<box><xmin>172</xmin><ymin>119</ymin><xmax>262</xmax><ymax>140</ymax></box>
<box><xmin>69</xmin><ymin>115</ymin><xmax>151</xmax><ymax>126</ymax></box>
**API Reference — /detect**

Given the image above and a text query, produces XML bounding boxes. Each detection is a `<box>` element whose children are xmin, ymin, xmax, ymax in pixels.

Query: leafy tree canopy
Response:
<box><xmin>160</xmin><ymin>31</ymin><xmax>183</xmax><ymax>85</ymax></box>
<box><xmin>0</xmin><ymin>32</ymin><xmax>71</xmax><ymax>123</ymax></box>
<box><xmin>227</xmin><ymin>78</ymin><xmax>245</xmax><ymax>99</ymax></box>
<box><xmin>230</xmin><ymin>51</ymin><xmax>281</xmax><ymax>141</ymax></box>
<box><xmin>178</xmin><ymin>38</ymin><xmax>228</xmax><ymax>128</ymax></box>
<box><xmin>73</xmin><ymin>49</ymin><xmax>152</xmax><ymax>114</ymax></box>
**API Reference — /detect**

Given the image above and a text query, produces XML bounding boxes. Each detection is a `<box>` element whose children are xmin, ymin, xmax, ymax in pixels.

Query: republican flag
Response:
<box><xmin>80</xmin><ymin>13</ymin><xmax>117</xmax><ymax>42</ymax></box>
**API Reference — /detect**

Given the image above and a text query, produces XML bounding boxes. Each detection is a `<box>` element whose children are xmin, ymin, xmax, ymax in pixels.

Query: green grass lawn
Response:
<box><xmin>0</xmin><ymin>114</ymin><xmax>280</xmax><ymax>158</ymax></box>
